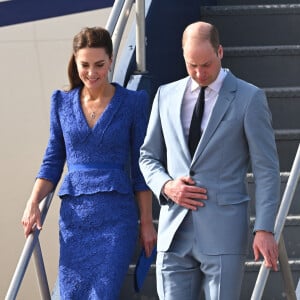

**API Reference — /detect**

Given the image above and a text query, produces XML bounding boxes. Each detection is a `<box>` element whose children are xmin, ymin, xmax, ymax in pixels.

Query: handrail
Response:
<box><xmin>33</xmin><ymin>239</ymin><xmax>51</xmax><ymax>299</ymax></box>
<box><xmin>108</xmin><ymin>0</ymin><xmax>135</xmax><ymax>81</ymax></box>
<box><xmin>135</xmin><ymin>0</ymin><xmax>146</xmax><ymax>73</ymax></box>
<box><xmin>107</xmin><ymin>0</ymin><xmax>147</xmax><ymax>82</ymax></box>
<box><xmin>278</xmin><ymin>235</ymin><xmax>297</xmax><ymax>300</ymax></box>
<box><xmin>251</xmin><ymin>143</ymin><xmax>300</xmax><ymax>300</ymax></box>
<box><xmin>105</xmin><ymin>0</ymin><xmax>126</xmax><ymax>34</ymax></box>
<box><xmin>5</xmin><ymin>191</ymin><xmax>55</xmax><ymax>300</ymax></box>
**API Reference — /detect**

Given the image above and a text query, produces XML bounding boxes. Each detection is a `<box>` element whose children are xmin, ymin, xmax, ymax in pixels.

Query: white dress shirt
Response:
<box><xmin>181</xmin><ymin>68</ymin><xmax>228</xmax><ymax>140</ymax></box>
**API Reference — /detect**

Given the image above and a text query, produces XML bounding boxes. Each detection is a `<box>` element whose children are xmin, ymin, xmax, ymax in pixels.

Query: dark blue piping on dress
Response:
<box><xmin>68</xmin><ymin>162</ymin><xmax>124</xmax><ymax>172</ymax></box>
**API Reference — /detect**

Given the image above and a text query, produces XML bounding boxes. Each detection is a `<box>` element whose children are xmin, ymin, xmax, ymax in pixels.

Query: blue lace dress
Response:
<box><xmin>37</xmin><ymin>83</ymin><xmax>150</xmax><ymax>300</ymax></box>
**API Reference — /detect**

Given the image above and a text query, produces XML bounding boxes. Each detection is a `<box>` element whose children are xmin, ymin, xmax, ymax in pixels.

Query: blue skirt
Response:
<box><xmin>58</xmin><ymin>191</ymin><xmax>138</xmax><ymax>300</ymax></box>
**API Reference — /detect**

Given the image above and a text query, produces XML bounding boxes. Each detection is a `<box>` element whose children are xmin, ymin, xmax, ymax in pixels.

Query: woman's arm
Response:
<box><xmin>21</xmin><ymin>178</ymin><xmax>54</xmax><ymax>238</ymax></box>
<box><xmin>135</xmin><ymin>190</ymin><xmax>157</xmax><ymax>257</ymax></box>
<box><xmin>22</xmin><ymin>91</ymin><xmax>66</xmax><ymax>237</ymax></box>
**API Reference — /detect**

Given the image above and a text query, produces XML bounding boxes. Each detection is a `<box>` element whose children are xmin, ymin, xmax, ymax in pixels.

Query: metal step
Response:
<box><xmin>248</xmin><ymin>172</ymin><xmax>300</xmax><ymax>215</ymax></box>
<box><xmin>201</xmin><ymin>4</ymin><xmax>300</xmax><ymax>46</ymax></box>
<box><xmin>275</xmin><ymin>129</ymin><xmax>300</xmax><ymax>171</ymax></box>
<box><xmin>215</xmin><ymin>0</ymin><xmax>300</xmax><ymax>6</ymax></box>
<box><xmin>222</xmin><ymin>45</ymin><xmax>300</xmax><ymax>87</ymax></box>
<box><xmin>265</xmin><ymin>87</ymin><xmax>300</xmax><ymax>130</ymax></box>
<box><xmin>250</xmin><ymin>171</ymin><xmax>300</xmax><ymax>212</ymax></box>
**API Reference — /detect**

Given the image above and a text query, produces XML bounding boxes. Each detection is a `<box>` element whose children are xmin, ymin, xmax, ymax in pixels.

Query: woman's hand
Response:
<box><xmin>139</xmin><ymin>220</ymin><xmax>157</xmax><ymax>257</ymax></box>
<box><xmin>21</xmin><ymin>178</ymin><xmax>54</xmax><ymax>238</ymax></box>
<box><xmin>135</xmin><ymin>190</ymin><xmax>157</xmax><ymax>257</ymax></box>
<box><xmin>21</xmin><ymin>200</ymin><xmax>42</xmax><ymax>238</ymax></box>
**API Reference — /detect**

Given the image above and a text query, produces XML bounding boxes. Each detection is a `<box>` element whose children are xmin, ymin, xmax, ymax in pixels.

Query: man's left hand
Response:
<box><xmin>253</xmin><ymin>230</ymin><xmax>278</xmax><ymax>271</ymax></box>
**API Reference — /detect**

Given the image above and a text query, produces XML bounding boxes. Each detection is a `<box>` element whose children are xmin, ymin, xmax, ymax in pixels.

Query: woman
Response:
<box><xmin>21</xmin><ymin>27</ymin><xmax>157</xmax><ymax>299</ymax></box>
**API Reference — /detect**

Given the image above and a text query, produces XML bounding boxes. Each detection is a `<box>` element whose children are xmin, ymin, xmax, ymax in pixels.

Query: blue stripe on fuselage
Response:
<box><xmin>0</xmin><ymin>0</ymin><xmax>114</xmax><ymax>27</ymax></box>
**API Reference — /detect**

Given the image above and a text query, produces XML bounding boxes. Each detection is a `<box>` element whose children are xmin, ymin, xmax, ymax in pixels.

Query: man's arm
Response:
<box><xmin>245</xmin><ymin>88</ymin><xmax>280</xmax><ymax>271</ymax></box>
<box><xmin>139</xmin><ymin>88</ymin><xmax>173</xmax><ymax>204</ymax></box>
<box><xmin>140</xmin><ymin>88</ymin><xmax>208</xmax><ymax>209</ymax></box>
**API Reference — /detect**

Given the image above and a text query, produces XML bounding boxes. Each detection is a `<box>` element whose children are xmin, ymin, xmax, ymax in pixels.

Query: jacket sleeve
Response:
<box><xmin>139</xmin><ymin>87</ymin><xmax>173</xmax><ymax>204</ymax></box>
<box><xmin>130</xmin><ymin>90</ymin><xmax>151</xmax><ymax>192</ymax></box>
<box><xmin>245</xmin><ymin>88</ymin><xmax>280</xmax><ymax>233</ymax></box>
<box><xmin>37</xmin><ymin>90</ymin><xmax>66</xmax><ymax>186</ymax></box>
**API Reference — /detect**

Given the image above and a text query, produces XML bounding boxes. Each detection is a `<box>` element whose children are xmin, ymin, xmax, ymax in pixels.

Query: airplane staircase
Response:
<box><xmin>5</xmin><ymin>0</ymin><xmax>299</xmax><ymax>299</ymax></box>
<box><xmin>120</xmin><ymin>0</ymin><xmax>300</xmax><ymax>299</ymax></box>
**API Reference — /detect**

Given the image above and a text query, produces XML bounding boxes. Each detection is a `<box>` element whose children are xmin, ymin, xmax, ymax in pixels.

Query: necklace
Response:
<box><xmin>82</xmin><ymin>86</ymin><xmax>113</xmax><ymax>121</ymax></box>
<box><xmin>82</xmin><ymin>97</ymin><xmax>99</xmax><ymax>120</ymax></box>
<box><xmin>90</xmin><ymin>111</ymin><xmax>96</xmax><ymax>119</ymax></box>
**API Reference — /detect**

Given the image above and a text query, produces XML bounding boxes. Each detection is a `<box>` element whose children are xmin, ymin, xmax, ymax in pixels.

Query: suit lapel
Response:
<box><xmin>193</xmin><ymin>71</ymin><xmax>237</xmax><ymax>161</ymax></box>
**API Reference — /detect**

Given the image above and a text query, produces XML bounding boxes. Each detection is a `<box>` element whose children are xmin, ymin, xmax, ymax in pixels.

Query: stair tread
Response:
<box><xmin>126</xmin><ymin>259</ymin><xmax>300</xmax><ymax>271</ymax></box>
<box><xmin>151</xmin><ymin>215</ymin><xmax>300</xmax><ymax>223</ymax></box>
<box><xmin>264</xmin><ymin>86</ymin><xmax>300</xmax><ymax>95</ymax></box>
<box><xmin>202</xmin><ymin>4</ymin><xmax>300</xmax><ymax>15</ymax></box>
<box><xmin>275</xmin><ymin>129</ymin><xmax>300</xmax><ymax>139</ymax></box>
<box><xmin>224</xmin><ymin>45</ymin><xmax>300</xmax><ymax>56</ymax></box>
<box><xmin>249</xmin><ymin>215</ymin><xmax>300</xmax><ymax>223</ymax></box>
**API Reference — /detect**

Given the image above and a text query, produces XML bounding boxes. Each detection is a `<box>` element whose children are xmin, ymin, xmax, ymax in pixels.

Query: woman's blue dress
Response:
<box><xmin>37</xmin><ymin>83</ymin><xmax>150</xmax><ymax>299</ymax></box>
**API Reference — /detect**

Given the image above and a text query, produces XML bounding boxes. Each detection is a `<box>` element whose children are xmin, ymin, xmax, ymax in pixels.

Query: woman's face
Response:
<box><xmin>75</xmin><ymin>47</ymin><xmax>112</xmax><ymax>90</ymax></box>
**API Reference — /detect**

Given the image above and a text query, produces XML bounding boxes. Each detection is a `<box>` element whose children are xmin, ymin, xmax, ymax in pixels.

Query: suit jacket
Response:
<box><xmin>139</xmin><ymin>70</ymin><xmax>280</xmax><ymax>255</ymax></box>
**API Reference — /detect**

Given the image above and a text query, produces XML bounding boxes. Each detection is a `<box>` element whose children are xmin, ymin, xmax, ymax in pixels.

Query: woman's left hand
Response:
<box><xmin>139</xmin><ymin>220</ymin><xmax>157</xmax><ymax>257</ymax></box>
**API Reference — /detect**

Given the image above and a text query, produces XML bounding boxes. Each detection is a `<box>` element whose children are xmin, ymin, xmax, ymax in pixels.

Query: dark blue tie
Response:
<box><xmin>188</xmin><ymin>86</ymin><xmax>207</xmax><ymax>157</ymax></box>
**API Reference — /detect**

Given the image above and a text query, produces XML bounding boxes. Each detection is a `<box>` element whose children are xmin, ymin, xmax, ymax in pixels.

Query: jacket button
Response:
<box><xmin>190</xmin><ymin>170</ymin><xmax>195</xmax><ymax>176</ymax></box>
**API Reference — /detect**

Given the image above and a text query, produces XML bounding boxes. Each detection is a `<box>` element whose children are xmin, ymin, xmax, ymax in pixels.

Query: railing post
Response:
<box><xmin>33</xmin><ymin>240</ymin><xmax>51</xmax><ymax>300</ymax></box>
<box><xmin>251</xmin><ymin>144</ymin><xmax>300</xmax><ymax>299</ymax></box>
<box><xmin>135</xmin><ymin>0</ymin><xmax>146</xmax><ymax>73</ymax></box>
<box><xmin>5</xmin><ymin>192</ymin><xmax>55</xmax><ymax>300</ymax></box>
<box><xmin>278</xmin><ymin>235</ymin><xmax>296</xmax><ymax>300</ymax></box>
<box><xmin>106</xmin><ymin>0</ymin><xmax>125</xmax><ymax>34</ymax></box>
<box><xmin>5</xmin><ymin>231</ymin><xmax>41</xmax><ymax>300</ymax></box>
<box><xmin>108</xmin><ymin>0</ymin><xmax>135</xmax><ymax>81</ymax></box>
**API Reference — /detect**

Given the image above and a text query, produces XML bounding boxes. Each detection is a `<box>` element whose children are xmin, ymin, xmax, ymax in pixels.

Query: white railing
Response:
<box><xmin>251</xmin><ymin>143</ymin><xmax>300</xmax><ymax>300</ymax></box>
<box><xmin>107</xmin><ymin>0</ymin><xmax>147</xmax><ymax>82</ymax></box>
<box><xmin>5</xmin><ymin>191</ymin><xmax>55</xmax><ymax>300</ymax></box>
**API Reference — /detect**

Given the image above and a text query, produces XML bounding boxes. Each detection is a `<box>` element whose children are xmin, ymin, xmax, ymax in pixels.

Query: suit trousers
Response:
<box><xmin>156</xmin><ymin>211</ymin><xmax>246</xmax><ymax>300</ymax></box>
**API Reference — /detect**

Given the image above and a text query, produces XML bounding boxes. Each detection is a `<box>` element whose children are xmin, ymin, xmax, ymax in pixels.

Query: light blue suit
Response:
<box><xmin>139</xmin><ymin>71</ymin><xmax>280</xmax><ymax>299</ymax></box>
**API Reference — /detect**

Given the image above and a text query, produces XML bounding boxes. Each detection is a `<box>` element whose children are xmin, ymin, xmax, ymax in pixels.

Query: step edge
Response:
<box><xmin>274</xmin><ymin>129</ymin><xmax>300</xmax><ymax>139</ymax></box>
<box><xmin>126</xmin><ymin>259</ymin><xmax>300</xmax><ymax>273</ymax></box>
<box><xmin>264</xmin><ymin>86</ymin><xmax>300</xmax><ymax>97</ymax></box>
<box><xmin>249</xmin><ymin>215</ymin><xmax>300</xmax><ymax>225</ymax></box>
<box><xmin>201</xmin><ymin>4</ymin><xmax>300</xmax><ymax>16</ymax></box>
<box><xmin>224</xmin><ymin>45</ymin><xmax>300</xmax><ymax>56</ymax></box>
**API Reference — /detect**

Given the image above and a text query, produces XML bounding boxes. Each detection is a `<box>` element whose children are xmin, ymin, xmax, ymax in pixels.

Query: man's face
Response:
<box><xmin>183</xmin><ymin>40</ymin><xmax>223</xmax><ymax>87</ymax></box>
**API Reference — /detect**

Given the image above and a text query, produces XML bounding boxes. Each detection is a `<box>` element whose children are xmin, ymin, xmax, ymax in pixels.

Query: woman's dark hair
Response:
<box><xmin>67</xmin><ymin>27</ymin><xmax>113</xmax><ymax>90</ymax></box>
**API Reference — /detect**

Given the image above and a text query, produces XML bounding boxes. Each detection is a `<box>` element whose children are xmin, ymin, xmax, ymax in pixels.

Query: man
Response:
<box><xmin>139</xmin><ymin>21</ymin><xmax>280</xmax><ymax>300</ymax></box>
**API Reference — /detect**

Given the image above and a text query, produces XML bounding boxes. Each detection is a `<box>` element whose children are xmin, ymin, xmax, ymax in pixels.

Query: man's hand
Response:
<box><xmin>253</xmin><ymin>230</ymin><xmax>278</xmax><ymax>271</ymax></box>
<box><xmin>163</xmin><ymin>176</ymin><xmax>207</xmax><ymax>210</ymax></box>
